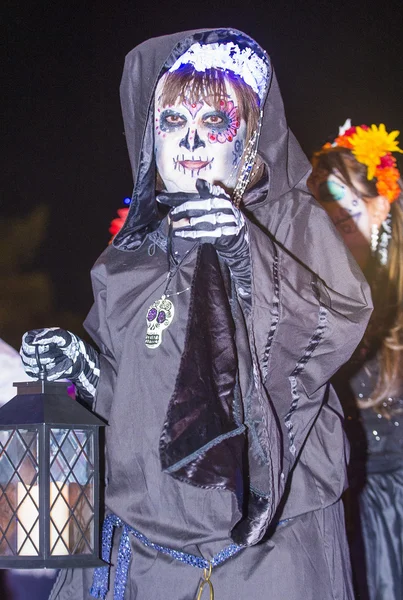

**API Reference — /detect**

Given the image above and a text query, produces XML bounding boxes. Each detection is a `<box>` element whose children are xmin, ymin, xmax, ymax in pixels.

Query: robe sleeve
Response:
<box><xmin>231</xmin><ymin>213</ymin><xmax>372</xmax><ymax>544</ymax></box>
<box><xmin>83</xmin><ymin>259</ymin><xmax>117</xmax><ymax>421</ymax></box>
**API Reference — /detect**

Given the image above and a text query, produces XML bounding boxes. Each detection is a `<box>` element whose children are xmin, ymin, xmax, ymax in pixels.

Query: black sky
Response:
<box><xmin>3</xmin><ymin>0</ymin><xmax>403</xmax><ymax>321</ymax></box>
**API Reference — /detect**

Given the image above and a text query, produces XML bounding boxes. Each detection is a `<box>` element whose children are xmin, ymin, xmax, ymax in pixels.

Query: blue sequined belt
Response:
<box><xmin>89</xmin><ymin>513</ymin><xmax>244</xmax><ymax>600</ymax></box>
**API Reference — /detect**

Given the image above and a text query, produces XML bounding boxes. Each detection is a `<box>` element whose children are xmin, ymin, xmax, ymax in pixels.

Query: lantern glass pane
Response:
<box><xmin>49</xmin><ymin>428</ymin><xmax>95</xmax><ymax>555</ymax></box>
<box><xmin>0</xmin><ymin>429</ymin><xmax>39</xmax><ymax>557</ymax></box>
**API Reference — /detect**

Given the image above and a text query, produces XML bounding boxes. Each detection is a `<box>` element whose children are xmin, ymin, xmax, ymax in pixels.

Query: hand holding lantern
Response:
<box><xmin>20</xmin><ymin>328</ymin><xmax>100</xmax><ymax>401</ymax></box>
<box><xmin>0</xmin><ymin>357</ymin><xmax>105</xmax><ymax>567</ymax></box>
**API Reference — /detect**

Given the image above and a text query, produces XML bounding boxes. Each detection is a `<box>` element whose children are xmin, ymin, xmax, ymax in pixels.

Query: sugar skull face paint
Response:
<box><xmin>154</xmin><ymin>76</ymin><xmax>247</xmax><ymax>193</ymax></box>
<box><xmin>317</xmin><ymin>172</ymin><xmax>372</xmax><ymax>266</ymax></box>
<box><xmin>318</xmin><ymin>173</ymin><xmax>370</xmax><ymax>237</ymax></box>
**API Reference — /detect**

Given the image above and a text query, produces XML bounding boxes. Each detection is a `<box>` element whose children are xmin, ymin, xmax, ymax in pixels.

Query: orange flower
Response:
<box><xmin>334</xmin><ymin>135</ymin><xmax>354</xmax><ymax>149</ymax></box>
<box><xmin>375</xmin><ymin>166</ymin><xmax>401</xmax><ymax>202</ymax></box>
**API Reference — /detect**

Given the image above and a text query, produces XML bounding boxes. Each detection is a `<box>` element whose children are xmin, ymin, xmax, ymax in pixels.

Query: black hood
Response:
<box><xmin>114</xmin><ymin>27</ymin><xmax>310</xmax><ymax>249</ymax></box>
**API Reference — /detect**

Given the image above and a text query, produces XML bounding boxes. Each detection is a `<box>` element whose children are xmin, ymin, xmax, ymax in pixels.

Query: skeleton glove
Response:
<box><xmin>170</xmin><ymin>178</ymin><xmax>251</xmax><ymax>303</ymax></box>
<box><xmin>170</xmin><ymin>178</ymin><xmax>246</xmax><ymax>250</ymax></box>
<box><xmin>20</xmin><ymin>328</ymin><xmax>100</xmax><ymax>401</ymax></box>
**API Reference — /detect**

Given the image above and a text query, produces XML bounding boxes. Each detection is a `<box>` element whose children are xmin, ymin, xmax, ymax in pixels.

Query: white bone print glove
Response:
<box><xmin>170</xmin><ymin>178</ymin><xmax>245</xmax><ymax>250</ymax></box>
<box><xmin>20</xmin><ymin>328</ymin><xmax>100</xmax><ymax>401</ymax></box>
<box><xmin>170</xmin><ymin>178</ymin><xmax>251</xmax><ymax>308</ymax></box>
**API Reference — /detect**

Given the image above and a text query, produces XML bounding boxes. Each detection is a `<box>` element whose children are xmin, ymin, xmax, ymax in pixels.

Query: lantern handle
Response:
<box><xmin>35</xmin><ymin>345</ymin><xmax>47</xmax><ymax>382</ymax></box>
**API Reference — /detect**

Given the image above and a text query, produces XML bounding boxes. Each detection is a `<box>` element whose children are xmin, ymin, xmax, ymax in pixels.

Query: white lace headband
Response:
<box><xmin>168</xmin><ymin>42</ymin><xmax>269</xmax><ymax>102</ymax></box>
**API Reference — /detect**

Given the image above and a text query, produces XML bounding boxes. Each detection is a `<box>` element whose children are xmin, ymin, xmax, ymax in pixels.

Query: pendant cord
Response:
<box><xmin>162</xmin><ymin>218</ymin><xmax>191</xmax><ymax>298</ymax></box>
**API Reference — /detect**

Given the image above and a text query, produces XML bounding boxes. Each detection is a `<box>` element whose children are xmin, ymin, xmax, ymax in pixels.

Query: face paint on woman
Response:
<box><xmin>317</xmin><ymin>172</ymin><xmax>372</xmax><ymax>267</ymax></box>
<box><xmin>154</xmin><ymin>77</ymin><xmax>247</xmax><ymax>193</ymax></box>
<box><xmin>319</xmin><ymin>173</ymin><xmax>371</xmax><ymax>237</ymax></box>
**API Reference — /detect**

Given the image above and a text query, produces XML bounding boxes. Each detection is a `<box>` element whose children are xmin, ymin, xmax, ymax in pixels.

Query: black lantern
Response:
<box><xmin>0</xmin><ymin>377</ymin><xmax>105</xmax><ymax>568</ymax></box>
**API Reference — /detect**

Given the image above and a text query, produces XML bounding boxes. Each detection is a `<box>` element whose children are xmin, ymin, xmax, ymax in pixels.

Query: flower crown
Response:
<box><xmin>322</xmin><ymin>119</ymin><xmax>403</xmax><ymax>202</ymax></box>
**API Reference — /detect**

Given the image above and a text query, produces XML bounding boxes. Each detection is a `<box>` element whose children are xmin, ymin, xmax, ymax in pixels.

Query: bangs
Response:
<box><xmin>160</xmin><ymin>64</ymin><xmax>228</xmax><ymax>108</ymax></box>
<box><xmin>158</xmin><ymin>64</ymin><xmax>260</xmax><ymax>143</ymax></box>
<box><xmin>313</xmin><ymin>148</ymin><xmax>379</xmax><ymax>198</ymax></box>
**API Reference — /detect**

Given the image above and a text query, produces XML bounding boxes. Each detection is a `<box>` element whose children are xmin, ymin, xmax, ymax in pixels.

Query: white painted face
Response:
<box><xmin>320</xmin><ymin>173</ymin><xmax>371</xmax><ymax>237</ymax></box>
<box><xmin>317</xmin><ymin>172</ymin><xmax>372</xmax><ymax>266</ymax></box>
<box><xmin>154</xmin><ymin>76</ymin><xmax>247</xmax><ymax>193</ymax></box>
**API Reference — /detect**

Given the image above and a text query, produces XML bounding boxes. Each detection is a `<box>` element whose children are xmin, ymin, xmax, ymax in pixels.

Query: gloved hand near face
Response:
<box><xmin>167</xmin><ymin>178</ymin><xmax>251</xmax><ymax>304</ymax></box>
<box><xmin>20</xmin><ymin>327</ymin><xmax>100</xmax><ymax>401</ymax></box>
<box><xmin>169</xmin><ymin>178</ymin><xmax>246</xmax><ymax>251</ymax></box>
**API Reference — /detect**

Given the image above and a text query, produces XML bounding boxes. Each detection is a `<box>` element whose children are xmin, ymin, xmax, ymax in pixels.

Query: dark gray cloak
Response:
<box><xmin>49</xmin><ymin>28</ymin><xmax>372</xmax><ymax>600</ymax></box>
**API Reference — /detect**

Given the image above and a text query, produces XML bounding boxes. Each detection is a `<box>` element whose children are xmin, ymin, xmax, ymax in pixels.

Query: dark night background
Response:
<box><xmin>1</xmin><ymin>2</ymin><xmax>403</xmax><ymax>598</ymax></box>
<box><xmin>2</xmin><ymin>0</ymin><xmax>403</xmax><ymax>347</ymax></box>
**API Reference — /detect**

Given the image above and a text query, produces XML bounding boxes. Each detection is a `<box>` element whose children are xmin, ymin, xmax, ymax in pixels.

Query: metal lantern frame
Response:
<box><xmin>0</xmin><ymin>379</ymin><xmax>105</xmax><ymax>569</ymax></box>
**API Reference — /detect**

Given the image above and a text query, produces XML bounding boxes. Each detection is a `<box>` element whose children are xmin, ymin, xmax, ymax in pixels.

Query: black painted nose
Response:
<box><xmin>192</xmin><ymin>130</ymin><xmax>205</xmax><ymax>151</ymax></box>
<box><xmin>179</xmin><ymin>129</ymin><xmax>206</xmax><ymax>152</ymax></box>
<box><xmin>179</xmin><ymin>128</ymin><xmax>191</xmax><ymax>151</ymax></box>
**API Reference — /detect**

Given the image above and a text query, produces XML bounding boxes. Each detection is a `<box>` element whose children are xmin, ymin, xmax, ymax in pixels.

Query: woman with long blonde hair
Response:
<box><xmin>309</xmin><ymin>121</ymin><xmax>403</xmax><ymax>600</ymax></box>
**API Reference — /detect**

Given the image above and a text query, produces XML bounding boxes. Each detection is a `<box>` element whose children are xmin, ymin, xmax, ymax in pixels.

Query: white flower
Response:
<box><xmin>338</xmin><ymin>118</ymin><xmax>352</xmax><ymax>137</ymax></box>
<box><xmin>169</xmin><ymin>42</ymin><xmax>269</xmax><ymax>101</ymax></box>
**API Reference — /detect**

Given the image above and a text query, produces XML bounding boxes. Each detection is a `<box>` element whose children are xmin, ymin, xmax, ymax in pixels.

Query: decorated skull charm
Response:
<box><xmin>145</xmin><ymin>296</ymin><xmax>175</xmax><ymax>349</ymax></box>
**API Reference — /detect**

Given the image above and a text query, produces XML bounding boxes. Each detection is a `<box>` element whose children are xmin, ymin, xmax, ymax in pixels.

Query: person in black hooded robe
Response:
<box><xmin>21</xmin><ymin>29</ymin><xmax>372</xmax><ymax>600</ymax></box>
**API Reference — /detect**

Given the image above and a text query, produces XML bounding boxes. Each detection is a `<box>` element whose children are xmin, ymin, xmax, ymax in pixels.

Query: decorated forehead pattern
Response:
<box><xmin>168</xmin><ymin>41</ymin><xmax>269</xmax><ymax>102</ymax></box>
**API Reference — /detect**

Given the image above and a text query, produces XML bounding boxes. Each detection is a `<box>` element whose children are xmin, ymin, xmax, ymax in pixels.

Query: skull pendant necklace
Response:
<box><xmin>145</xmin><ymin>272</ymin><xmax>190</xmax><ymax>349</ymax></box>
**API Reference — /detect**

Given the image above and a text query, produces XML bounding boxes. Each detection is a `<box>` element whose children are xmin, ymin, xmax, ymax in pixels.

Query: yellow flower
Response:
<box><xmin>348</xmin><ymin>124</ymin><xmax>403</xmax><ymax>180</ymax></box>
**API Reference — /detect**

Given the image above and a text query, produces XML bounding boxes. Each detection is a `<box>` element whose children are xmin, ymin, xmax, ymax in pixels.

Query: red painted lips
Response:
<box><xmin>178</xmin><ymin>159</ymin><xmax>213</xmax><ymax>171</ymax></box>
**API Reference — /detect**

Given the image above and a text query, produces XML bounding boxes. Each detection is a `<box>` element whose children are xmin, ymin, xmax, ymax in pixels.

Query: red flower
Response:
<box><xmin>109</xmin><ymin>208</ymin><xmax>129</xmax><ymax>236</ymax></box>
<box><xmin>208</xmin><ymin>100</ymin><xmax>240</xmax><ymax>144</ymax></box>
<box><xmin>379</xmin><ymin>153</ymin><xmax>396</xmax><ymax>169</ymax></box>
<box><xmin>343</xmin><ymin>126</ymin><xmax>357</xmax><ymax>137</ymax></box>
